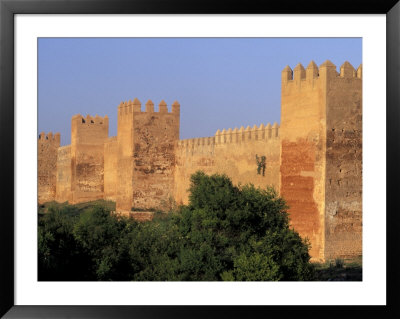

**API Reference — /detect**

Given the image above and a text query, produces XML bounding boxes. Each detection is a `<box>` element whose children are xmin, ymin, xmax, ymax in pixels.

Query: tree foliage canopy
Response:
<box><xmin>39</xmin><ymin>171</ymin><xmax>314</xmax><ymax>281</ymax></box>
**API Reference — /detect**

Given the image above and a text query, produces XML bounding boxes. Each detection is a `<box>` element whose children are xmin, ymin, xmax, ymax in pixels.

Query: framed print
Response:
<box><xmin>1</xmin><ymin>0</ymin><xmax>399</xmax><ymax>318</ymax></box>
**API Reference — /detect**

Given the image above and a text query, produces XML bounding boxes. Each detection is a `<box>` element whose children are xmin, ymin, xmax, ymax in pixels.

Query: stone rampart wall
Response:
<box><xmin>38</xmin><ymin>132</ymin><xmax>60</xmax><ymax>203</ymax></box>
<box><xmin>39</xmin><ymin>60</ymin><xmax>363</xmax><ymax>262</ymax></box>
<box><xmin>104</xmin><ymin>137</ymin><xmax>118</xmax><ymax>201</ymax></box>
<box><xmin>55</xmin><ymin>145</ymin><xmax>71</xmax><ymax>203</ymax></box>
<box><xmin>174</xmin><ymin>123</ymin><xmax>280</xmax><ymax>205</ymax></box>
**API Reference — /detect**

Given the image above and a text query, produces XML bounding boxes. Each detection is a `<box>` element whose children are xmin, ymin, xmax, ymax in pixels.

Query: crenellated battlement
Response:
<box><xmin>282</xmin><ymin>60</ymin><xmax>362</xmax><ymax>87</ymax></box>
<box><xmin>71</xmin><ymin>113</ymin><xmax>109</xmax><ymax>147</ymax></box>
<box><xmin>38</xmin><ymin>131</ymin><xmax>61</xmax><ymax>144</ymax></box>
<box><xmin>176</xmin><ymin>136</ymin><xmax>216</xmax><ymax>157</ymax></box>
<box><xmin>176</xmin><ymin>122</ymin><xmax>280</xmax><ymax>157</ymax></box>
<box><xmin>177</xmin><ymin>136</ymin><xmax>216</xmax><ymax>148</ymax></box>
<box><xmin>117</xmin><ymin>98</ymin><xmax>180</xmax><ymax>115</ymax></box>
<box><xmin>280</xmin><ymin>59</ymin><xmax>362</xmax><ymax>261</ymax></box>
<box><xmin>72</xmin><ymin>114</ymin><xmax>109</xmax><ymax>125</ymax></box>
<box><xmin>215</xmin><ymin>122</ymin><xmax>279</xmax><ymax>144</ymax></box>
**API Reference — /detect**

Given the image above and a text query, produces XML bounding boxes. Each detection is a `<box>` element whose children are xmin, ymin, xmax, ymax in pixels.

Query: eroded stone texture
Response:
<box><xmin>104</xmin><ymin>137</ymin><xmax>118</xmax><ymax>202</ymax></box>
<box><xmin>131</xmin><ymin>100</ymin><xmax>179</xmax><ymax>210</ymax></box>
<box><xmin>280</xmin><ymin>60</ymin><xmax>362</xmax><ymax>261</ymax></box>
<box><xmin>53</xmin><ymin>115</ymin><xmax>109</xmax><ymax>203</ymax></box>
<box><xmin>115</xmin><ymin>100</ymin><xmax>136</xmax><ymax>212</ymax></box>
<box><xmin>114</xmin><ymin>99</ymin><xmax>180</xmax><ymax>211</ymax></box>
<box><xmin>55</xmin><ymin>145</ymin><xmax>71</xmax><ymax>203</ymax></box>
<box><xmin>38</xmin><ymin>132</ymin><xmax>60</xmax><ymax>203</ymax></box>
<box><xmin>280</xmin><ymin>61</ymin><xmax>327</xmax><ymax>261</ymax></box>
<box><xmin>324</xmin><ymin>63</ymin><xmax>362</xmax><ymax>259</ymax></box>
<box><xmin>70</xmin><ymin>115</ymin><xmax>109</xmax><ymax>203</ymax></box>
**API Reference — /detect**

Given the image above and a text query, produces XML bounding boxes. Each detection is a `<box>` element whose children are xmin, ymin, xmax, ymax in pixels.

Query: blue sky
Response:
<box><xmin>38</xmin><ymin>38</ymin><xmax>362</xmax><ymax>146</ymax></box>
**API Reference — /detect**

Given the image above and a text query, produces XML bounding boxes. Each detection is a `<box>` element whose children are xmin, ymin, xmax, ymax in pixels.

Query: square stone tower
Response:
<box><xmin>70</xmin><ymin>114</ymin><xmax>109</xmax><ymax>203</ymax></box>
<box><xmin>280</xmin><ymin>60</ymin><xmax>362</xmax><ymax>261</ymax></box>
<box><xmin>115</xmin><ymin>98</ymin><xmax>180</xmax><ymax>211</ymax></box>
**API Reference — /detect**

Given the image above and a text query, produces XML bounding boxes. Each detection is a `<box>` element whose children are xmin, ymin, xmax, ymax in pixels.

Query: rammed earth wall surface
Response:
<box><xmin>280</xmin><ymin>60</ymin><xmax>362</xmax><ymax>261</ymax></box>
<box><xmin>174</xmin><ymin>123</ymin><xmax>280</xmax><ymax>205</ymax></box>
<box><xmin>38</xmin><ymin>60</ymin><xmax>362</xmax><ymax>261</ymax></box>
<box><xmin>38</xmin><ymin>132</ymin><xmax>60</xmax><ymax>203</ymax></box>
<box><xmin>324</xmin><ymin>62</ymin><xmax>362</xmax><ymax>260</ymax></box>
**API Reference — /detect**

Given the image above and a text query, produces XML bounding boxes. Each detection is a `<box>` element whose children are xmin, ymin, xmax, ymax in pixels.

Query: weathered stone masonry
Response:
<box><xmin>38</xmin><ymin>60</ymin><xmax>362</xmax><ymax>261</ymax></box>
<box><xmin>38</xmin><ymin>132</ymin><xmax>60</xmax><ymax>203</ymax></box>
<box><xmin>280</xmin><ymin>60</ymin><xmax>362</xmax><ymax>260</ymax></box>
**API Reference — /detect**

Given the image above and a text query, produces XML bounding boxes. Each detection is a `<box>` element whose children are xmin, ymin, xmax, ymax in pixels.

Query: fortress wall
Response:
<box><xmin>174</xmin><ymin>123</ymin><xmax>281</xmax><ymax>205</ymax></box>
<box><xmin>70</xmin><ymin>114</ymin><xmax>109</xmax><ymax>203</ymax></box>
<box><xmin>324</xmin><ymin>63</ymin><xmax>362</xmax><ymax>259</ymax></box>
<box><xmin>280</xmin><ymin>61</ymin><xmax>328</xmax><ymax>261</ymax></box>
<box><xmin>104</xmin><ymin>136</ymin><xmax>118</xmax><ymax>201</ymax></box>
<box><xmin>55</xmin><ymin>145</ymin><xmax>72</xmax><ymax>203</ymax></box>
<box><xmin>38</xmin><ymin>132</ymin><xmax>60</xmax><ymax>203</ymax></box>
<box><xmin>116</xmin><ymin>101</ymin><xmax>136</xmax><ymax>211</ymax></box>
<box><xmin>37</xmin><ymin>59</ymin><xmax>362</xmax><ymax>262</ymax></box>
<box><xmin>174</xmin><ymin>137</ymin><xmax>216</xmax><ymax>204</ymax></box>
<box><xmin>130</xmin><ymin>100</ymin><xmax>180</xmax><ymax>210</ymax></box>
<box><xmin>214</xmin><ymin>124</ymin><xmax>280</xmax><ymax>192</ymax></box>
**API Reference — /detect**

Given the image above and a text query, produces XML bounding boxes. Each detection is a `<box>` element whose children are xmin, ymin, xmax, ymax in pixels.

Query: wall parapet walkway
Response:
<box><xmin>176</xmin><ymin>122</ymin><xmax>279</xmax><ymax>156</ymax></box>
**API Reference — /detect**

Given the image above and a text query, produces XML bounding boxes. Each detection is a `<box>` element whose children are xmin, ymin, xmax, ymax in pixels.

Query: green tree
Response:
<box><xmin>38</xmin><ymin>205</ymin><xmax>93</xmax><ymax>280</ymax></box>
<box><xmin>38</xmin><ymin>171</ymin><xmax>314</xmax><ymax>281</ymax></box>
<box><xmin>73</xmin><ymin>205</ymin><xmax>135</xmax><ymax>280</ymax></box>
<box><xmin>175</xmin><ymin>171</ymin><xmax>314</xmax><ymax>281</ymax></box>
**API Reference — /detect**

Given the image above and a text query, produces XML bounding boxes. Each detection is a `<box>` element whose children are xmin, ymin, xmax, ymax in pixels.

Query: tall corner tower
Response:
<box><xmin>280</xmin><ymin>60</ymin><xmax>362</xmax><ymax>261</ymax></box>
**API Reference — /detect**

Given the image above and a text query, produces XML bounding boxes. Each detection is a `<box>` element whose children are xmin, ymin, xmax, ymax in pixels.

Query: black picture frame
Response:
<box><xmin>1</xmin><ymin>0</ymin><xmax>399</xmax><ymax>318</ymax></box>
